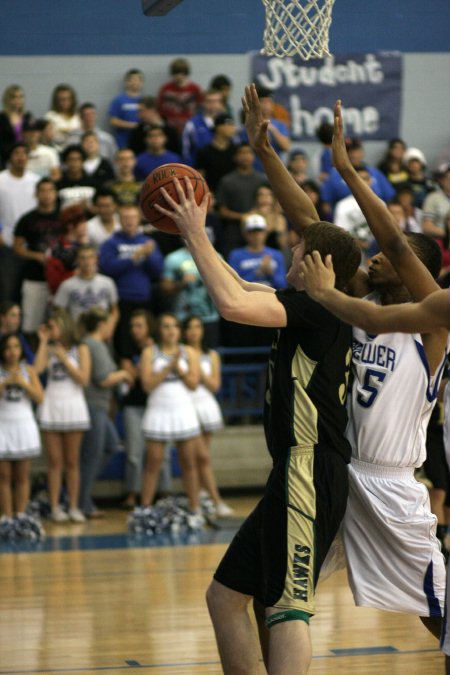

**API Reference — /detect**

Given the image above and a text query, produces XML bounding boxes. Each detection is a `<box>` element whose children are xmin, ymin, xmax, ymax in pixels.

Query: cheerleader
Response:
<box><xmin>0</xmin><ymin>334</ymin><xmax>43</xmax><ymax>522</ymax></box>
<box><xmin>34</xmin><ymin>309</ymin><xmax>90</xmax><ymax>523</ymax></box>
<box><xmin>141</xmin><ymin>313</ymin><xmax>201</xmax><ymax>514</ymax></box>
<box><xmin>183</xmin><ymin>316</ymin><xmax>233</xmax><ymax>517</ymax></box>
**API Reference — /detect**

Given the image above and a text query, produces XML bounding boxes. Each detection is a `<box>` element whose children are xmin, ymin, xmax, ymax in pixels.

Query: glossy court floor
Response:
<box><xmin>0</xmin><ymin>497</ymin><xmax>443</xmax><ymax>674</ymax></box>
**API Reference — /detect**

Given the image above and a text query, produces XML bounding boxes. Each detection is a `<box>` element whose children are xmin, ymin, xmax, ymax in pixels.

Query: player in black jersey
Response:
<box><xmin>154</xmin><ymin>88</ymin><xmax>360</xmax><ymax>675</ymax></box>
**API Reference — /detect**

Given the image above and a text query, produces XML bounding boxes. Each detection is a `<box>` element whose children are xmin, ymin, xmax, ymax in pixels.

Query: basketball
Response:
<box><xmin>139</xmin><ymin>163</ymin><xmax>209</xmax><ymax>234</ymax></box>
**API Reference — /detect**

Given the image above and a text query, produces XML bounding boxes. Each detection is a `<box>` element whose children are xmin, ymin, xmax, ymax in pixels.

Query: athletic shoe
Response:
<box><xmin>215</xmin><ymin>501</ymin><xmax>234</xmax><ymax>517</ymax></box>
<box><xmin>51</xmin><ymin>506</ymin><xmax>69</xmax><ymax>523</ymax></box>
<box><xmin>68</xmin><ymin>508</ymin><xmax>86</xmax><ymax>523</ymax></box>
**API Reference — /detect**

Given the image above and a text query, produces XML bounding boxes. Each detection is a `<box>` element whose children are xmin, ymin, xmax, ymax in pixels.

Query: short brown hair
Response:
<box><xmin>303</xmin><ymin>222</ymin><xmax>361</xmax><ymax>290</ymax></box>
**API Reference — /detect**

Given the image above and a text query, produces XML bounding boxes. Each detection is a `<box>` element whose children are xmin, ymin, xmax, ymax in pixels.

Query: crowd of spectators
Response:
<box><xmin>1</xmin><ymin>57</ymin><xmax>450</xmax><ymax>529</ymax></box>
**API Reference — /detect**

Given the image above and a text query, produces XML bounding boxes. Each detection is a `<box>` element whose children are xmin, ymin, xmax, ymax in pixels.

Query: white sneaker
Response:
<box><xmin>69</xmin><ymin>508</ymin><xmax>86</xmax><ymax>523</ymax></box>
<box><xmin>51</xmin><ymin>506</ymin><xmax>69</xmax><ymax>523</ymax></box>
<box><xmin>216</xmin><ymin>501</ymin><xmax>234</xmax><ymax>517</ymax></box>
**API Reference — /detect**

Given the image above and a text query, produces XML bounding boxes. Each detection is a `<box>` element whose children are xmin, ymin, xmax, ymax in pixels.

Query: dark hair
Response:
<box><xmin>130</xmin><ymin>309</ymin><xmax>155</xmax><ymax>336</ymax></box>
<box><xmin>79</xmin><ymin>307</ymin><xmax>109</xmax><ymax>334</ymax></box>
<box><xmin>61</xmin><ymin>144</ymin><xmax>86</xmax><ymax>162</ymax></box>
<box><xmin>209</xmin><ymin>74</ymin><xmax>231</xmax><ymax>91</ymax></box>
<box><xmin>154</xmin><ymin>312</ymin><xmax>180</xmax><ymax>345</ymax></box>
<box><xmin>388</xmin><ymin>137</ymin><xmax>406</xmax><ymax>150</ymax></box>
<box><xmin>79</xmin><ymin>102</ymin><xmax>96</xmax><ymax>113</ymax></box>
<box><xmin>182</xmin><ymin>315</ymin><xmax>207</xmax><ymax>352</ymax></box>
<box><xmin>51</xmin><ymin>84</ymin><xmax>77</xmax><ymax>116</ymax></box>
<box><xmin>36</xmin><ymin>177</ymin><xmax>56</xmax><ymax>191</ymax></box>
<box><xmin>406</xmin><ymin>233</ymin><xmax>442</xmax><ymax>280</ymax></box>
<box><xmin>76</xmin><ymin>243</ymin><xmax>97</xmax><ymax>259</ymax></box>
<box><xmin>303</xmin><ymin>222</ymin><xmax>361</xmax><ymax>290</ymax></box>
<box><xmin>0</xmin><ymin>333</ymin><xmax>24</xmax><ymax>364</ymax></box>
<box><xmin>234</xmin><ymin>142</ymin><xmax>252</xmax><ymax>154</ymax></box>
<box><xmin>255</xmin><ymin>86</ymin><xmax>272</xmax><ymax>99</ymax></box>
<box><xmin>93</xmin><ymin>188</ymin><xmax>117</xmax><ymax>204</ymax></box>
<box><xmin>125</xmin><ymin>69</ymin><xmax>144</xmax><ymax>80</ymax></box>
<box><xmin>81</xmin><ymin>130</ymin><xmax>99</xmax><ymax>142</ymax></box>
<box><xmin>7</xmin><ymin>142</ymin><xmax>28</xmax><ymax>160</ymax></box>
<box><xmin>0</xmin><ymin>301</ymin><xmax>19</xmax><ymax>317</ymax></box>
<box><xmin>315</xmin><ymin>121</ymin><xmax>334</xmax><ymax>145</ymax></box>
<box><xmin>170</xmin><ymin>58</ymin><xmax>190</xmax><ymax>76</ymax></box>
<box><xmin>140</xmin><ymin>95</ymin><xmax>157</xmax><ymax>109</ymax></box>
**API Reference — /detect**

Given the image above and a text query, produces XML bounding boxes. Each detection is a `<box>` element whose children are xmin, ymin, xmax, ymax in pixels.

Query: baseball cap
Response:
<box><xmin>214</xmin><ymin>113</ymin><xmax>235</xmax><ymax>128</ymax></box>
<box><xmin>403</xmin><ymin>147</ymin><xmax>427</xmax><ymax>166</ymax></box>
<box><xmin>244</xmin><ymin>214</ymin><xmax>267</xmax><ymax>231</ymax></box>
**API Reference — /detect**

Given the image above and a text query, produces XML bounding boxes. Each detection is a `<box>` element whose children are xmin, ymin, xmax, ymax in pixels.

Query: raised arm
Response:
<box><xmin>300</xmin><ymin>251</ymin><xmax>450</xmax><ymax>334</ymax></box>
<box><xmin>333</xmin><ymin>99</ymin><xmax>439</xmax><ymax>303</ymax></box>
<box><xmin>242</xmin><ymin>84</ymin><xmax>319</xmax><ymax>233</ymax></box>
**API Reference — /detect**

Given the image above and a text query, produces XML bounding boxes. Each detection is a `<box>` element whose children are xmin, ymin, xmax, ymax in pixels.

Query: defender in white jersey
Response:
<box><xmin>300</xmin><ymin>100</ymin><xmax>449</xmax><ymax>639</ymax></box>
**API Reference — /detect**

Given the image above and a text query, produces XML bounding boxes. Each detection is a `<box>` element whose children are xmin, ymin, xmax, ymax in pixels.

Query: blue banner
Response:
<box><xmin>251</xmin><ymin>52</ymin><xmax>403</xmax><ymax>141</ymax></box>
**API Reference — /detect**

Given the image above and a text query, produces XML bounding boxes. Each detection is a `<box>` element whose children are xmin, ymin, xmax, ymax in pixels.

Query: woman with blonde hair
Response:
<box><xmin>0</xmin><ymin>84</ymin><xmax>34</xmax><ymax>163</ymax></box>
<box><xmin>35</xmin><ymin>308</ymin><xmax>91</xmax><ymax>522</ymax></box>
<box><xmin>45</xmin><ymin>84</ymin><xmax>81</xmax><ymax>149</ymax></box>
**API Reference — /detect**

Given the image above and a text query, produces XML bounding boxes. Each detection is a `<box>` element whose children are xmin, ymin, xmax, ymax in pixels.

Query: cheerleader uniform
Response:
<box><xmin>38</xmin><ymin>347</ymin><xmax>90</xmax><ymax>431</ymax></box>
<box><xmin>191</xmin><ymin>352</ymin><xmax>223</xmax><ymax>432</ymax></box>
<box><xmin>0</xmin><ymin>363</ymin><xmax>41</xmax><ymax>459</ymax></box>
<box><xmin>142</xmin><ymin>345</ymin><xmax>201</xmax><ymax>442</ymax></box>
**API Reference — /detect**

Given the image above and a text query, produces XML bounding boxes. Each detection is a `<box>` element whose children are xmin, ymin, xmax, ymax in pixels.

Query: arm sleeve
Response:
<box><xmin>99</xmin><ymin>239</ymin><xmax>134</xmax><ymax>278</ymax></box>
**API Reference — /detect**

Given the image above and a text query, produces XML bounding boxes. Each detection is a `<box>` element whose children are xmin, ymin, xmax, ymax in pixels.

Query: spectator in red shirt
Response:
<box><xmin>157</xmin><ymin>58</ymin><xmax>203</xmax><ymax>137</ymax></box>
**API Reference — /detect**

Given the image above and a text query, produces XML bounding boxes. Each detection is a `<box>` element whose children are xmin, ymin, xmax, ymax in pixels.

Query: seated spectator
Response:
<box><xmin>45</xmin><ymin>84</ymin><xmax>81</xmax><ymax>150</ymax></box>
<box><xmin>23</xmin><ymin>119</ymin><xmax>60</xmax><ymax>180</ymax></box>
<box><xmin>287</xmin><ymin>149</ymin><xmax>309</xmax><ymax>186</ymax></box>
<box><xmin>81</xmin><ymin>131</ymin><xmax>115</xmax><ymax>185</ymax></box>
<box><xmin>67</xmin><ymin>102</ymin><xmax>117</xmax><ymax>163</ymax></box>
<box><xmin>161</xmin><ymin>243</ymin><xmax>220</xmax><ymax>348</ymax></box>
<box><xmin>182</xmin><ymin>89</ymin><xmax>225</xmax><ymax>165</ymax></box>
<box><xmin>249</xmin><ymin>184</ymin><xmax>288</xmax><ymax>251</ymax></box>
<box><xmin>395</xmin><ymin>185</ymin><xmax>423</xmax><ymax>233</ymax></box>
<box><xmin>13</xmin><ymin>178</ymin><xmax>62</xmax><ymax>338</ymax></box>
<box><xmin>99</xmin><ymin>203</ymin><xmax>163</xmax><ymax>355</ymax></box>
<box><xmin>109</xmin><ymin>69</ymin><xmax>144</xmax><ymax>149</ymax></box>
<box><xmin>128</xmin><ymin>96</ymin><xmax>181</xmax><ymax>157</ymax></box>
<box><xmin>134</xmin><ymin>126</ymin><xmax>181</xmax><ymax>182</ymax></box>
<box><xmin>40</xmin><ymin>118</ymin><xmax>59</xmax><ymax>152</ymax></box>
<box><xmin>195</xmin><ymin>113</ymin><xmax>237</xmax><ymax>193</ymax></box>
<box><xmin>119</xmin><ymin>309</ymin><xmax>155</xmax><ymax>509</ymax></box>
<box><xmin>45</xmin><ymin>204</ymin><xmax>90</xmax><ymax>294</ymax></box>
<box><xmin>422</xmin><ymin>163</ymin><xmax>450</xmax><ymax>240</ymax></box>
<box><xmin>0</xmin><ymin>302</ymin><xmax>34</xmax><ymax>364</ymax></box>
<box><xmin>0</xmin><ymin>143</ymin><xmax>39</xmax><ymax>302</ymax></box>
<box><xmin>215</xmin><ymin>143</ymin><xmax>267</xmax><ymax>257</ymax></box>
<box><xmin>87</xmin><ymin>189</ymin><xmax>121</xmax><ymax>248</ymax></box>
<box><xmin>334</xmin><ymin>165</ymin><xmax>375</xmax><ymax>266</ymax></box>
<box><xmin>107</xmin><ymin>148</ymin><xmax>142</xmax><ymax>206</ymax></box>
<box><xmin>320</xmin><ymin>137</ymin><xmax>395</xmax><ymax>217</ymax></box>
<box><xmin>53</xmin><ymin>244</ymin><xmax>119</xmax><ymax>326</ymax></box>
<box><xmin>56</xmin><ymin>144</ymin><xmax>98</xmax><ymax>209</ymax></box>
<box><xmin>301</xmin><ymin>179</ymin><xmax>328</xmax><ymax>222</ymax></box>
<box><xmin>402</xmin><ymin>147</ymin><xmax>435</xmax><ymax>208</ymax></box>
<box><xmin>377</xmin><ymin>138</ymin><xmax>408</xmax><ymax>186</ymax></box>
<box><xmin>79</xmin><ymin>307</ymin><xmax>133</xmax><ymax>517</ymax></box>
<box><xmin>239</xmin><ymin>87</ymin><xmax>291</xmax><ymax>173</ymax></box>
<box><xmin>209</xmin><ymin>74</ymin><xmax>234</xmax><ymax>119</ymax></box>
<box><xmin>0</xmin><ymin>84</ymin><xmax>34</xmax><ymax>165</ymax></box>
<box><xmin>157</xmin><ymin>58</ymin><xmax>203</xmax><ymax>137</ymax></box>
<box><xmin>313</xmin><ymin>121</ymin><xmax>333</xmax><ymax>182</ymax></box>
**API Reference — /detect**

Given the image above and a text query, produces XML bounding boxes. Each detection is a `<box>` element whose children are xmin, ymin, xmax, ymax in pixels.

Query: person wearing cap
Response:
<box><xmin>422</xmin><ymin>163</ymin><xmax>450</xmax><ymax>241</ymax></box>
<box><xmin>321</xmin><ymin>137</ymin><xmax>395</xmax><ymax>217</ymax></box>
<box><xmin>403</xmin><ymin>147</ymin><xmax>435</xmax><ymax>208</ymax></box>
<box><xmin>23</xmin><ymin>118</ymin><xmax>60</xmax><ymax>180</ymax></box>
<box><xmin>181</xmin><ymin>90</ymin><xmax>225</xmax><ymax>165</ymax></box>
<box><xmin>195</xmin><ymin>113</ymin><xmax>237</xmax><ymax>192</ymax></box>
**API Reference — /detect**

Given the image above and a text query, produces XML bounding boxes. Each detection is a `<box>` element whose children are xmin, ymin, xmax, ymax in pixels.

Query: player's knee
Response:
<box><xmin>206</xmin><ymin>579</ymin><xmax>249</xmax><ymax>618</ymax></box>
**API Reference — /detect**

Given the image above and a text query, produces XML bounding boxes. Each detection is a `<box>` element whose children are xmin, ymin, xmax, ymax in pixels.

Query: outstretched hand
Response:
<box><xmin>241</xmin><ymin>84</ymin><xmax>270</xmax><ymax>152</ymax></box>
<box><xmin>155</xmin><ymin>177</ymin><xmax>210</xmax><ymax>239</ymax></box>
<box><xmin>299</xmin><ymin>251</ymin><xmax>336</xmax><ymax>300</ymax></box>
<box><xmin>332</xmin><ymin>99</ymin><xmax>352</xmax><ymax>173</ymax></box>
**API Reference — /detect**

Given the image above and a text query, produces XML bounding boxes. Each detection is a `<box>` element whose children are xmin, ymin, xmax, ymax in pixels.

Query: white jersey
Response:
<box><xmin>346</xmin><ymin>292</ymin><xmax>447</xmax><ymax>468</ymax></box>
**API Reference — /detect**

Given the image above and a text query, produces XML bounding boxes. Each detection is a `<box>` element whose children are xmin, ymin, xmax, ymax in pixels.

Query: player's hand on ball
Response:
<box><xmin>300</xmin><ymin>251</ymin><xmax>336</xmax><ymax>299</ymax></box>
<box><xmin>155</xmin><ymin>177</ymin><xmax>209</xmax><ymax>237</ymax></box>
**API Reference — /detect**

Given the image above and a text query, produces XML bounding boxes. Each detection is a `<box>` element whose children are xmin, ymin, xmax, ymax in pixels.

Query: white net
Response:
<box><xmin>261</xmin><ymin>0</ymin><xmax>335</xmax><ymax>60</ymax></box>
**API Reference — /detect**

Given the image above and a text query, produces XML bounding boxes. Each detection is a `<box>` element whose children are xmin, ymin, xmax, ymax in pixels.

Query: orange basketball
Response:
<box><xmin>139</xmin><ymin>163</ymin><xmax>209</xmax><ymax>234</ymax></box>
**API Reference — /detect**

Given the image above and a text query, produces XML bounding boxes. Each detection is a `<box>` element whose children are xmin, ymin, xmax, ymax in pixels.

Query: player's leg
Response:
<box><xmin>266</xmin><ymin>612</ymin><xmax>312</xmax><ymax>675</ymax></box>
<box><xmin>253</xmin><ymin>599</ymin><xmax>269</xmax><ymax>670</ymax></box>
<box><xmin>206</xmin><ymin>580</ymin><xmax>261</xmax><ymax>674</ymax></box>
<box><xmin>141</xmin><ymin>440</ymin><xmax>164</xmax><ymax>506</ymax></box>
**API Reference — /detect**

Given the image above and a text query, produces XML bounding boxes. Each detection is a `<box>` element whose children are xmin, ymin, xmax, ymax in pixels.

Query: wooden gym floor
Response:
<box><xmin>0</xmin><ymin>496</ymin><xmax>444</xmax><ymax>674</ymax></box>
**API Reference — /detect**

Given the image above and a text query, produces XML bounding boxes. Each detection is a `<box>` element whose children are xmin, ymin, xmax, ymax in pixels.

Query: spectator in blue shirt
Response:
<box><xmin>109</xmin><ymin>69</ymin><xmax>144</xmax><ymax>149</ymax></box>
<box><xmin>134</xmin><ymin>126</ymin><xmax>181</xmax><ymax>182</ymax></box>
<box><xmin>182</xmin><ymin>89</ymin><xmax>225</xmax><ymax>165</ymax></box>
<box><xmin>320</xmin><ymin>137</ymin><xmax>396</xmax><ymax>218</ymax></box>
<box><xmin>99</xmin><ymin>203</ymin><xmax>163</xmax><ymax>355</ymax></box>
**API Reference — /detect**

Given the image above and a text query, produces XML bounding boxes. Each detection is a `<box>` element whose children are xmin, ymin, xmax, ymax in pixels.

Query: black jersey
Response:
<box><xmin>264</xmin><ymin>288</ymin><xmax>352</xmax><ymax>462</ymax></box>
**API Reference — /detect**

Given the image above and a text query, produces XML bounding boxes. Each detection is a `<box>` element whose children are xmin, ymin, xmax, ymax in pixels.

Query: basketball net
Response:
<box><xmin>261</xmin><ymin>0</ymin><xmax>335</xmax><ymax>60</ymax></box>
